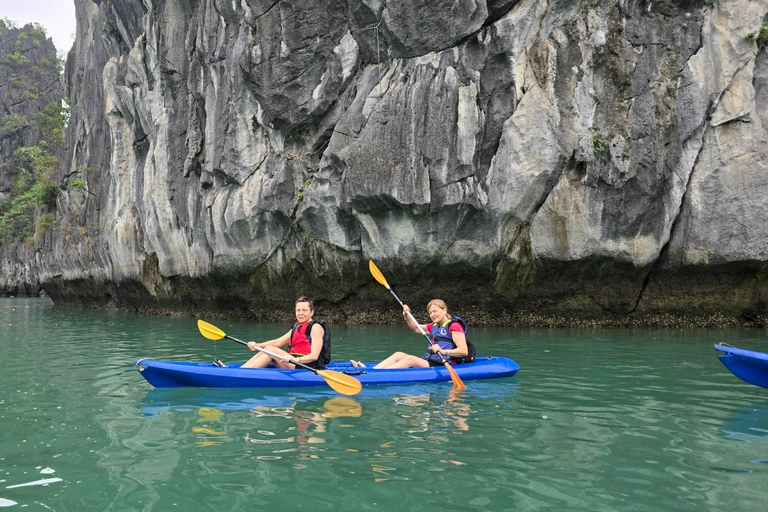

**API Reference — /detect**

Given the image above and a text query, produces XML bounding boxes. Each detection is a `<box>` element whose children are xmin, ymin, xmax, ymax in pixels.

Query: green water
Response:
<box><xmin>1</xmin><ymin>298</ymin><xmax>767</xmax><ymax>511</ymax></box>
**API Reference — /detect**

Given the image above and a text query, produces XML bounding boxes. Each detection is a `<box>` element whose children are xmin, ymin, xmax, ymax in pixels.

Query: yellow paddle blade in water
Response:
<box><xmin>369</xmin><ymin>260</ymin><xmax>390</xmax><ymax>288</ymax></box>
<box><xmin>198</xmin><ymin>319</ymin><xmax>225</xmax><ymax>341</ymax></box>
<box><xmin>445</xmin><ymin>363</ymin><xmax>467</xmax><ymax>390</ymax></box>
<box><xmin>317</xmin><ymin>370</ymin><xmax>363</xmax><ymax>396</ymax></box>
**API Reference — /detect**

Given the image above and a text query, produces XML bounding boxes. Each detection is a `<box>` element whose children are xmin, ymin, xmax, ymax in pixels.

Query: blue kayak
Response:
<box><xmin>714</xmin><ymin>344</ymin><xmax>768</xmax><ymax>388</ymax></box>
<box><xmin>135</xmin><ymin>356</ymin><xmax>520</xmax><ymax>388</ymax></box>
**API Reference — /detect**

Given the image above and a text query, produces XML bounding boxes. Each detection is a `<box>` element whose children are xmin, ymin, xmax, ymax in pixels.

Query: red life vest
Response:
<box><xmin>288</xmin><ymin>322</ymin><xmax>313</xmax><ymax>354</ymax></box>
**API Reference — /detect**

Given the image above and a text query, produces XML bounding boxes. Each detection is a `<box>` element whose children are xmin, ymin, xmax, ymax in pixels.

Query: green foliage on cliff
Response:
<box><xmin>0</xmin><ymin>20</ymin><xmax>65</xmax><ymax>245</ymax></box>
<box><xmin>746</xmin><ymin>21</ymin><xmax>768</xmax><ymax>46</ymax></box>
<box><xmin>295</xmin><ymin>177</ymin><xmax>314</xmax><ymax>207</ymax></box>
<box><xmin>101</xmin><ymin>20</ymin><xmax>124</xmax><ymax>49</ymax></box>
<box><xmin>0</xmin><ymin>104</ymin><xmax>67</xmax><ymax>244</ymax></box>
<box><xmin>591</xmin><ymin>130</ymin><xmax>610</xmax><ymax>154</ymax></box>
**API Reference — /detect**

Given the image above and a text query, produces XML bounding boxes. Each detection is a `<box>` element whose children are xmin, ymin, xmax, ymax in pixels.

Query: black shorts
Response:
<box><xmin>426</xmin><ymin>358</ymin><xmax>461</xmax><ymax>367</ymax></box>
<box><xmin>290</xmin><ymin>353</ymin><xmax>321</xmax><ymax>370</ymax></box>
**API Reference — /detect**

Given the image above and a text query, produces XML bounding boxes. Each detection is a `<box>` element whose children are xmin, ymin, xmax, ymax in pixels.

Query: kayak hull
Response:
<box><xmin>714</xmin><ymin>344</ymin><xmax>768</xmax><ymax>389</ymax></box>
<box><xmin>135</xmin><ymin>356</ymin><xmax>520</xmax><ymax>388</ymax></box>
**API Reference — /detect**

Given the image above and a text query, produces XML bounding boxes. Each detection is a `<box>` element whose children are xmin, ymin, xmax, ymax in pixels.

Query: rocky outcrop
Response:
<box><xmin>0</xmin><ymin>20</ymin><xmax>62</xmax><ymax>296</ymax></box>
<box><xmin>0</xmin><ymin>20</ymin><xmax>61</xmax><ymax>200</ymax></box>
<box><xmin>30</xmin><ymin>0</ymin><xmax>768</xmax><ymax>324</ymax></box>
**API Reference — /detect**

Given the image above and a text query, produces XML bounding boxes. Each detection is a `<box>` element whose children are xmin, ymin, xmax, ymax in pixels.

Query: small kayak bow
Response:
<box><xmin>714</xmin><ymin>344</ymin><xmax>768</xmax><ymax>388</ymax></box>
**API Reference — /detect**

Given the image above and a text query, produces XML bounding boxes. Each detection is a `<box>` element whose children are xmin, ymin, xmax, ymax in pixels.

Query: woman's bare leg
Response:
<box><xmin>268</xmin><ymin>347</ymin><xmax>300</xmax><ymax>369</ymax></box>
<box><xmin>374</xmin><ymin>352</ymin><xmax>430</xmax><ymax>369</ymax></box>
<box><xmin>240</xmin><ymin>347</ymin><xmax>301</xmax><ymax>369</ymax></box>
<box><xmin>241</xmin><ymin>352</ymin><xmax>273</xmax><ymax>368</ymax></box>
<box><xmin>373</xmin><ymin>352</ymin><xmax>407</xmax><ymax>368</ymax></box>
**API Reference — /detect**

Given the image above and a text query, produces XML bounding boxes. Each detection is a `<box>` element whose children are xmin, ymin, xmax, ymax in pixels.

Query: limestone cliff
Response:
<box><xmin>0</xmin><ymin>20</ymin><xmax>62</xmax><ymax>296</ymax></box>
<box><xmin>31</xmin><ymin>0</ymin><xmax>768</xmax><ymax>324</ymax></box>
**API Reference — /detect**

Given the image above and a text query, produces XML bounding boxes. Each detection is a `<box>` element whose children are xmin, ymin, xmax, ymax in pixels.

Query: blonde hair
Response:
<box><xmin>427</xmin><ymin>299</ymin><xmax>448</xmax><ymax>313</ymax></box>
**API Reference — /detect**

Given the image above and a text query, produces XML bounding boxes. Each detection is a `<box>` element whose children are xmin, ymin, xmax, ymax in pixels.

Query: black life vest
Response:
<box><xmin>289</xmin><ymin>319</ymin><xmax>331</xmax><ymax>369</ymax></box>
<box><xmin>423</xmin><ymin>316</ymin><xmax>476</xmax><ymax>365</ymax></box>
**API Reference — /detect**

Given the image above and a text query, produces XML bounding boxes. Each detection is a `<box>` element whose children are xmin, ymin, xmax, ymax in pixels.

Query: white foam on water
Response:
<box><xmin>38</xmin><ymin>469</ymin><xmax>55</xmax><ymax>475</ymax></box>
<box><xmin>0</xmin><ymin>497</ymin><xmax>18</xmax><ymax>507</ymax></box>
<box><xmin>5</xmin><ymin>478</ymin><xmax>62</xmax><ymax>489</ymax></box>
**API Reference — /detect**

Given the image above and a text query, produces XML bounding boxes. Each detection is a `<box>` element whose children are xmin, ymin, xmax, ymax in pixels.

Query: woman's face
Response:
<box><xmin>295</xmin><ymin>301</ymin><xmax>313</xmax><ymax>323</ymax></box>
<box><xmin>428</xmin><ymin>304</ymin><xmax>447</xmax><ymax>324</ymax></box>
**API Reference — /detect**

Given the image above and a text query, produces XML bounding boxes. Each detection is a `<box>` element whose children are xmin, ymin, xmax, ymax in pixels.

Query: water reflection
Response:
<box><xmin>193</xmin><ymin>407</ymin><xmax>227</xmax><ymax>446</ymax></box>
<box><xmin>240</xmin><ymin>396</ymin><xmax>364</xmax><ymax>462</ymax></box>
<box><xmin>131</xmin><ymin>383</ymin><xmax>518</xmax><ymax>489</ymax></box>
<box><xmin>322</xmin><ymin>396</ymin><xmax>363</xmax><ymax>418</ymax></box>
<box><xmin>366</xmin><ymin>389</ymin><xmax>475</xmax><ymax>481</ymax></box>
<box><xmin>395</xmin><ymin>388</ymin><xmax>473</xmax><ymax>435</ymax></box>
<box><xmin>723</xmin><ymin>400</ymin><xmax>768</xmax><ymax>444</ymax></box>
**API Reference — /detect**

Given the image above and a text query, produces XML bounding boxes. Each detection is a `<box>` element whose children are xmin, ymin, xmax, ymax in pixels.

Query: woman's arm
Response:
<box><xmin>402</xmin><ymin>305</ymin><xmax>428</xmax><ymax>334</ymax></box>
<box><xmin>440</xmin><ymin>330</ymin><xmax>468</xmax><ymax>358</ymax></box>
<box><xmin>247</xmin><ymin>331</ymin><xmax>291</xmax><ymax>351</ymax></box>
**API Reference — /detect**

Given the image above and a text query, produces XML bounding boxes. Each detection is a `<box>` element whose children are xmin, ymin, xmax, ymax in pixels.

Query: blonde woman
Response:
<box><xmin>352</xmin><ymin>299</ymin><xmax>474</xmax><ymax>369</ymax></box>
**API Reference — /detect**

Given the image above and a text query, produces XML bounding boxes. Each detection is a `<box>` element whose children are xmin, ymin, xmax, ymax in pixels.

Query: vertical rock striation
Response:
<box><xmin>28</xmin><ymin>0</ymin><xmax>768</xmax><ymax>323</ymax></box>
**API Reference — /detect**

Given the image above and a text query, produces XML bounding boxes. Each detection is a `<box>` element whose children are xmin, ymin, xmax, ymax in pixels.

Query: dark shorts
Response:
<box><xmin>290</xmin><ymin>353</ymin><xmax>322</xmax><ymax>370</ymax></box>
<box><xmin>426</xmin><ymin>358</ymin><xmax>461</xmax><ymax>367</ymax></box>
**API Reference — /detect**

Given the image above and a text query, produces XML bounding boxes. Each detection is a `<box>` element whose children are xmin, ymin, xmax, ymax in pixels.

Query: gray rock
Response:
<box><xmin>0</xmin><ymin>20</ymin><xmax>62</xmax><ymax>295</ymax></box>
<box><xmin>21</xmin><ymin>0</ymin><xmax>768</xmax><ymax>323</ymax></box>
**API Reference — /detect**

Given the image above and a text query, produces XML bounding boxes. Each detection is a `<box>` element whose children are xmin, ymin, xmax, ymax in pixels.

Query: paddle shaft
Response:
<box><xmin>385</xmin><ymin>287</ymin><xmax>455</xmax><ymax>365</ymax></box>
<box><xmin>225</xmin><ymin>334</ymin><xmax>321</xmax><ymax>374</ymax></box>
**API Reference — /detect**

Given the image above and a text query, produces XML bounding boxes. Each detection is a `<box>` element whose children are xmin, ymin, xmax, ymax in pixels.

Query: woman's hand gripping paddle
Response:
<box><xmin>368</xmin><ymin>260</ymin><xmax>467</xmax><ymax>390</ymax></box>
<box><xmin>197</xmin><ymin>320</ymin><xmax>362</xmax><ymax>396</ymax></box>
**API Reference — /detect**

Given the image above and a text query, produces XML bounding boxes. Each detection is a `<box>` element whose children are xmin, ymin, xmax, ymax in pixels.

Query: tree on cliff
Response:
<box><xmin>0</xmin><ymin>18</ymin><xmax>65</xmax><ymax>245</ymax></box>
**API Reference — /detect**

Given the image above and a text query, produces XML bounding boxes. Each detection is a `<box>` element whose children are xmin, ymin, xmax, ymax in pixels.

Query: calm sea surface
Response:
<box><xmin>1</xmin><ymin>298</ymin><xmax>767</xmax><ymax>511</ymax></box>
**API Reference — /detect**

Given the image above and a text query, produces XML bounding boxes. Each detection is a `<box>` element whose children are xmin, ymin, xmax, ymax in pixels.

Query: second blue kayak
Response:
<box><xmin>135</xmin><ymin>356</ymin><xmax>520</xmax><ymax>388</ymax></box>
<box><xmin>714</xmin><ymin>344</ymin><xmax>768</xmax><ymax>388</ymax></box>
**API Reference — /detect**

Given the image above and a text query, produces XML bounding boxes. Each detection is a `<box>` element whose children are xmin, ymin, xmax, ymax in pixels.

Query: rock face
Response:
<box><xmin>30</xmin><ymin>0</ymin><xmax>768</xmax><ymax>323</ymax></box>
<box><xmin>0</xmin><ymin>20</ymin><xmax>62</xmax><ymax>296</ymax></box>
<box><xmin>0</xmin><ymin>21</ymin><xmax>61</xmax><ymax>201</ymax></box>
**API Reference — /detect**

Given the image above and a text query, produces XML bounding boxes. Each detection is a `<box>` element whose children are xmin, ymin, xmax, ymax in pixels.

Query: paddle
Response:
<box><xmin>197</xmin><ymin>320</ymin><xmax>362</xmax><ymax>396</ymax></box>
<box><xmin>368</xmin><ymin>260</ymin><xmax>467</xmax><ymax>390</ymax></box>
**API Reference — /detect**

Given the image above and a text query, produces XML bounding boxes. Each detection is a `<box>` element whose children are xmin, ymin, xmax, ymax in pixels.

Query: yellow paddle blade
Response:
<box><xmin>369</xmin><ymin>260</ymin><xmax>390</xmax><ymax>288</ymax></box>
<box><xmin>198</xmin><ymin>319</ymin><xmax>226</xmax><ymax>341</ymax></box>
<box><xmin>317</xmin><ymin>370</ymin><xmax>363</xmax><ymax>396</ymax></box>
<box><xmin>445</xmin><ymin>363</ymin><xmax>467</xmax><ymax>390</ymax></box>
